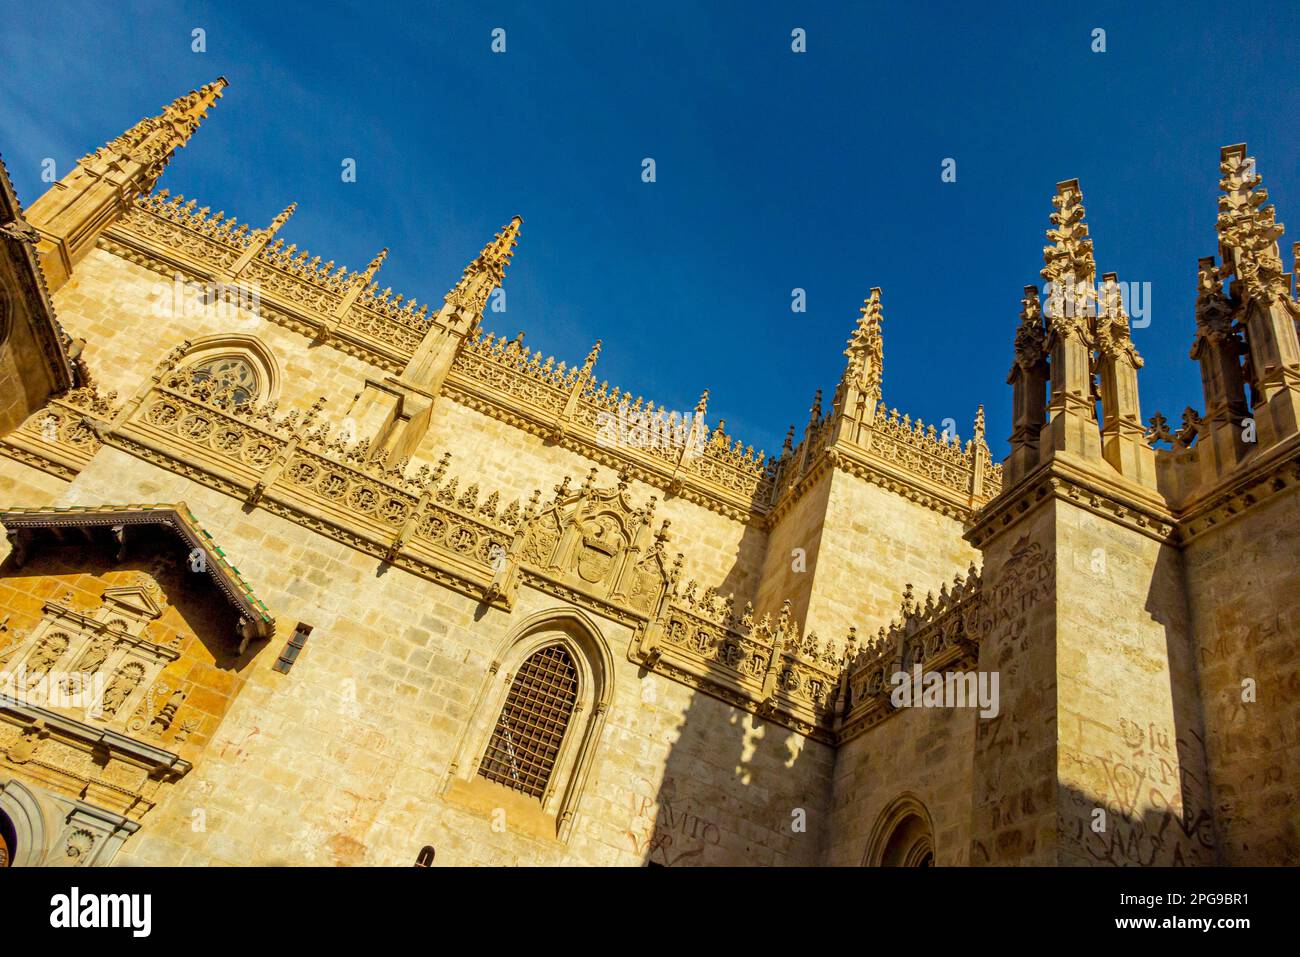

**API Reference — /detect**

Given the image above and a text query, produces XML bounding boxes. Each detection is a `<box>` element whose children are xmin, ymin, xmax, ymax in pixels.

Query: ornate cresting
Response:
<box><xmin>95</xmin><ymin>350</ymin><xmax>520</xmax><ymax>603</ymax></box>
<box><xmin>102</xmin><ymin>185</ymin><xmax>995</xmax><ymax>524</ymax></box>
<box><xmin>0</xmin><ymin>385</ymin><xmax>117</xmax><ymax>479</ymax></box>
<box><xmin>447</xmin><ymin>329</ymin><xmax>776</xmax><ymax>519</ymax></box>
<box><xmin>638</xmin><ymin>593</ymin><xmax>847</xmax><ymax>743</ymax></box>
<box><xmin>838</xmin><ymin>563</ymin><xmax>986</xmax><ymax>742</ymax></box>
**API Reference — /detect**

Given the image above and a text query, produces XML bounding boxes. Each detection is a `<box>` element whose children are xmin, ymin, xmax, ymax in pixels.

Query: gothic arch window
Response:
<box><xmin>445</xmin><ymin>610</ymin><xmax>614</xmax><ymax>842</ymax></box>
<box><xmin>478</xmin><ymin>644</ymin><xmax>579</xmax><ymax>798</ymax></box>
<box><xmin>172</xmin><ymin>334</ymin><xmax>281</xmax><ymax>406</ymax></box>
<box><xmin>187</xmin><ymin>355</ymin><xmax>259</xmax><ymax>405</ymax></box>
<box><xmin>864</xmin><ymin>794</ymin><xmax>936</xmax><ymax>867</ymax></box>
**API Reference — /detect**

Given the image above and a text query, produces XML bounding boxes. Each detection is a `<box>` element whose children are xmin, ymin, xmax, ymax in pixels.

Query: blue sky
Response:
<box><xmin>4</xmin><ymin>0</ymin><xmax>1299</xmax><ymax>459</ymax></box>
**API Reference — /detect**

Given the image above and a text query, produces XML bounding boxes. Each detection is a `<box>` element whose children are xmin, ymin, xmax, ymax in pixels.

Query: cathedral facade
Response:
<box><xmin>0</xmin><ymin>79</ymin><xmax>1294</xmax><ymax>867</ymax></box>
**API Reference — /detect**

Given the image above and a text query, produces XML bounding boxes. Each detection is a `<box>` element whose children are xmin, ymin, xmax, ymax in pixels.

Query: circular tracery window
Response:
<box><xmin>189</xmin><ymin>356</ymin><xmax>257</xmax><ymax>405</ymax></box>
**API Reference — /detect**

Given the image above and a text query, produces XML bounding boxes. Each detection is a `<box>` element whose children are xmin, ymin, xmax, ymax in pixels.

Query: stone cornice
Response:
<box><xmin>966</xmin><ymin>453</ymin><xmax>1178</xmax><ymax>550</ymax></box>
<box><xmin>1174</xmin><ymin>433</ymin><xmax>1300</xmax><ymax>543</ymax></box>
<box><xmin>0</xmin><ymin>694</ymin><xmax>191</xmax><ymax>776</ymax></box>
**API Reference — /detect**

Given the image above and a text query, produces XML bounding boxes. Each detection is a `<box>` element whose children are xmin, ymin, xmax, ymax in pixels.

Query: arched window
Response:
<box><xmin>445</xmin><ymin>611</ymin><xmax>613</xmax><ymax>843</ymax></box>
<box><xmin>188</xmin><ymin>355</ymin><xmax>258</xmax><ymax>405</ymax></box>
<box><xmin>478</xmin><ymin>645</ymin><xmax>578</xmax><ymax>798</ymax></box>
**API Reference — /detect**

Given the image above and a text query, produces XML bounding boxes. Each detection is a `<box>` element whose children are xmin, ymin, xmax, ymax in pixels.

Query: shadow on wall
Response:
<box><xmin>623</xmin><ymin>536</ymin><xmax>829</xmax><ymax>867</ymax></box>
<box><xmin>0</xmin><ymin>528</ymin><xmax>250</xmax><ymax>674</ymax></box>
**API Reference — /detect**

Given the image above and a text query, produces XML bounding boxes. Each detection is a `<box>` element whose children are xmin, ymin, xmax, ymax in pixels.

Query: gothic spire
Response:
<box><xmin>1042</xmin><ymin>179</ymin><xmax>1097</xmax><ymax>327</ymax></box>
<box><xmin>99</xmin><ymin>77</ymin><xmax>228</xmax><ymax>195</ymax></box>
<box><xmin>445</xmin><ymin>216</ymin><xmax>523</xmax><ymax>315</ymax></box>
<box><xmin>843</xmin><ymin>287</ymin><xmax>885</xmax><ymax>407</ymax></box>
<box><xmin>27</xmin><ymin>77</ymin><xmax>228</xmax><ymax>292</ymax></box>
<box><xmin>1217</xmin><ymin>144</ymin><xmax>1289</xmax><ymax>304</ymax></box>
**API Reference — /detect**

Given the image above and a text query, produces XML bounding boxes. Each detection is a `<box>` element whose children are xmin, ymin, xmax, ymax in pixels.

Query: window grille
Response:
<box><xmin>272</xmin><ymin>622</ymin><xmax>312</xmax><ymax>674</ymax></box>
<box><xmin>478</xmin><ymin>644</ymin><xmax>578</xmax><ymax>799</ymax></box>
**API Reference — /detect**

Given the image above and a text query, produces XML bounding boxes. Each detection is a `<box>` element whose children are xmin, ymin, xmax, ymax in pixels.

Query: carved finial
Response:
<box><xmin>581</xmin><ymin>339</ymin><xmax>602</xmax><ymax>374</ymax></box>
<box><xmin>973</xmin><ymin>404</ymin><xmax>986</xmax><ymax>446</ymax></box>
<box><xmin>1042</xmin><ymin>179</ymin><xmax>1097</xmax><ymax>325</ymax></box>
<box><xmin>580</xmin><ymin>466</ymin><xmax>598</xmax><ymax>496</ymax></box>
<box><xmin>1218</xmin><ymin>143</ymin><xmax>1288</xmax><ymax>303</ymax></box>
<box><xmin>1194</xmin><ymin>256</ymin><xmax>1235</xmax><ymax>333</ymax></box>
<box><xmin>1011</xmin><ymin>284</ymin><xmax>1047</xmax><ymax>378</ymax></box>
<box><xmin>655</xmin><ymin>519</ymin><xmax>671</xmax><ymax>547</ymax></box>
<box><xmin>360</xmin><ymin>248</ymin><xmax>388</xmax><ymax>284</ymax></box>
<box><xmin>524</xmin><ymin>488</ymin><xmax>541</xmax><ymax>520</ymax></box>
<box><xmin>1096</xmin><ymin>271</ymin><xmax>1141</xmax><ymax>363</ymax></box>
<box><xmin>782</xmin><ymin>424</ymin><xmax>795</xmax><ymax>457</ymax></box>
<box><xmin>263</xmin><ymin>202</ymin><xmax>296</xmax><ymax>239</ymax></box>
<box><xmin>432</xmin><ymin>451</ymin><xmax>452</xmax><ymax>483</ymax></box>
<box><xmin>843</xmin><ymin>287</ymin><xmax>885</xmax><ymax>405</ymax></box>
<box><xmin>694</xmin><ymin>389</ymin><xmax>709</xmax><ymax>417</ymax></box>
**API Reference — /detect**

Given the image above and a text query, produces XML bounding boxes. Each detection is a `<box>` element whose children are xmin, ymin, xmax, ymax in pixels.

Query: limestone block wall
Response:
<box><xmin>1</xmin><ymin>445</ymin><xmax>829</xmax><ymax>866</ymax></box>
<box><xmin>970</xmin><ymin>493</ymin><xmax>1213</xmax><ymax>866</ymax></box>
<box><xmin>1185</xmin><ymin>485</ymin><xmax>1300</xmax><ymax>864</ymax></box>
<box><xmin>0</xmin><ymin>458</ymin><xmax>68</xmax><ymax>508</ymax></box>
<box><xmin>753</xmin><ymin>471</ymin><xmax>832</xmax><ymax>625</ymax></box>
<box><xmin>1050</xmin><ymin>501</ymin><xmax>1212</xmax><ymax>866</ymax></box>
<box><xmin>756</xmin><ymin>470</ymin><xmax>978</xmax><ymax>642</ymax></box>
<box><xmin>969</xmin><ymin>502</ymin><xmax>1058</xmax><ymax>864</ymax></box>
<box><xmin>826</xmin><ymin>706</ymin><xmax>977</xmax><ymax>866</ymax></box>
<box><xmin>786</xmin><ymin>470</ymin><xmax>979</xmax><ymax>642</ymax></box>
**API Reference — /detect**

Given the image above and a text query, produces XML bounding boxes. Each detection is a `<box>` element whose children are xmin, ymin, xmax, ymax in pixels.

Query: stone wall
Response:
<box><xmin>827</xmin><ymin>706</ymin><xmax>976</xmax><ymax>865</ymax></box>
<box><xmin>1</xmin><ymin>446</ymin><xmax>831</xmax><ymax>866</ymax></box>
<box><xmin>812</xmin><ymin>471</ymin><xmax>979</xmax><ymax>641</ymax></box>
<box><xmin>1185</xmin><ymin>485</ymin><xmax>1300</xmax><ymax>864</ymax></box>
